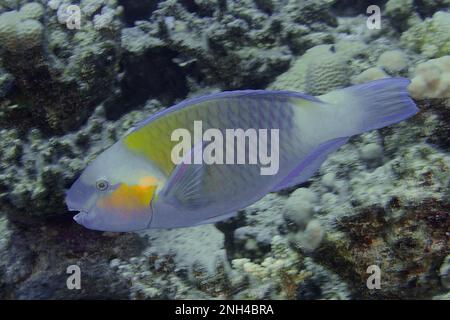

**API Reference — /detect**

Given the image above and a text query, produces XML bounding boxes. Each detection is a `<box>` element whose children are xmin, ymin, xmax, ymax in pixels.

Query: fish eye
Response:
<box><xmin>96</xmin><ymin>179</ymin><xmax>109</xmax><ymax>191</ymax></box>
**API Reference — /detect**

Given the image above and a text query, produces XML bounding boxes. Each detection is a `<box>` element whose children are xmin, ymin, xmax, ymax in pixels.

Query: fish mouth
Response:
<box><xmin>66</xmin><ymin>177</ymin><xmax>97</xmax><ymax>210</ymax></box>
<box><xmin>72</xmin><ymin>210</ymin><xmax>88</xmax><ymax>225</ymax></box>
<box><xmin>66</xmin><ymin>197</ymin><xmax>88</xmax><ymax>214</ymax></box>
<box><xmin>66</xmin><ymin>201</ymin><xmax>82</xmax><ymax>213</ymax></box>
<box><xmin>66</xmin><ymin>196</ymin><xmax>90</xmax><ymax>225</ymax></box>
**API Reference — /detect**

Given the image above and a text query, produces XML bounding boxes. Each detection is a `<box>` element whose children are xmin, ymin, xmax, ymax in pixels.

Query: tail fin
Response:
<box><xmin>318</xmin><ymin>78</ymin><xmax>419</xmax><ymax>137</ymax></box>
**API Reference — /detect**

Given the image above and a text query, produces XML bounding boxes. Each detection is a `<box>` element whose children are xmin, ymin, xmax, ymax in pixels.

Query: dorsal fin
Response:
<box><xmin>132</xmin><ymin>90</ymin><xmax>322</xmax><ymax>131</ymax></box>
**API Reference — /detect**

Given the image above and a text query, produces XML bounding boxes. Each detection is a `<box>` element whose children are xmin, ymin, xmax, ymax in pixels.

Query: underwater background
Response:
<box><xmin>0</xmin><ymin>0</ymin><xmax>449</xmax><ymax>299</ymax></box>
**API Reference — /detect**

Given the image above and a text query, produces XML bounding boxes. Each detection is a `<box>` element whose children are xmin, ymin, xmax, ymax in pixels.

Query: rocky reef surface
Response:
<box><xmin>0</xmin><ymin>0</ymin><xmax>449</xmax><ymax>299</ymax></box>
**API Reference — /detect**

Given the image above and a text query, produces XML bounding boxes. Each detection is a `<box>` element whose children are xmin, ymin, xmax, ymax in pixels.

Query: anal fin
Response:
<box><xmin>193</xmin><ymin>211</ymin><xmax>238</xmax><ymax>226</ymax></box>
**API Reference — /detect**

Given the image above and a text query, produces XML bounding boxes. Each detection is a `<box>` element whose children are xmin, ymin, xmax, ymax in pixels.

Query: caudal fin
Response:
<box><xmin>319</xmin><ymin>78</ymin><xmax>419</xmax><ymax>137</ymax></box>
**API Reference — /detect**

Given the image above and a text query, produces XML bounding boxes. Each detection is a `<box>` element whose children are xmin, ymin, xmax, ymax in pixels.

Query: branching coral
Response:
<box><xmin>232</xmin><ymin>235</ymin><xmax>311</xmax><ymax>299</ymax></box>
<box><xmin>400</xmin><ymin>11</ymin><xmax>450</xmax><ymax>58</ymax></box>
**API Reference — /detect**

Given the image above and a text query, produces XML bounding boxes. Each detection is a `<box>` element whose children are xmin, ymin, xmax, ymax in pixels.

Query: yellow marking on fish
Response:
<box><xmin>98</xmin><ymin>182</ymin><xmax>157</xmax><ymax>212</ymax></box>
<box><xmin>124</xmin><ymin>114</ymin><xmax>185</xmax><ymax>175</ymax></box>
<box><xmin>124</xmin><ymin>103</ymin><xmax>212</xmax><ymax>175</ymax></box>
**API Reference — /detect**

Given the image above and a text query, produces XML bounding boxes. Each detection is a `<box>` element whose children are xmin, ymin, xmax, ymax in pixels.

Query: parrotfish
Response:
<box><xmin>66</xmin><ymin>78</ymin><xmax>418</xmax><ymax>232</ymax></box>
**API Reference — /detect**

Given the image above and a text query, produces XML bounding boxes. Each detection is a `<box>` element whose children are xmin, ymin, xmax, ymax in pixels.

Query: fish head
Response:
<box><xmin>66</xmin><ymin>141</ymin><xmax>161</xmax><ymax>232</ymax></box>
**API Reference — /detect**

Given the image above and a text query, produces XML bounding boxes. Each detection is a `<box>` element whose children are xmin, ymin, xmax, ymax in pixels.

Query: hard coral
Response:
<box><xmin>409</xmin><ymin>56</ymin><xmax>450</xmax><ymax>99</ymax></box>
<box><xmin>400</xmin><ymin>11</ymin><xmax>450</xmax><ymax>58</ymax></box>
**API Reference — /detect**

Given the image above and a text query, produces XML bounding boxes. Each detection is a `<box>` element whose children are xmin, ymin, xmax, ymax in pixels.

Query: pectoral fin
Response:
<box><xmin>159</xmin><ymin>142</ymin><xmax>208</xmax><ymax>210</ymax></box>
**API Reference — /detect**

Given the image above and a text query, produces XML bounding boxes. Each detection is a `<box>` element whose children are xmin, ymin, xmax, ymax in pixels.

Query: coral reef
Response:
<box><xmin>110</xmin><ymin>225</ymin><xmax>233</xmax><ymax>299</ymax></box>
<box><xmin>119</xmin><ymin>0</ymin><xmax>338</xmax><ymax>96</ymax></box>
<box><xmin>307</xmin><ymin>98</ymin><xmax>450</xmax><ymax>298</ymax></box>
<box><xmin>317</xmin><ymin>199</ymin><xmax>449</xmax><ymax>298</ymax></box>
<box><xmin>269</xmin><ymin>43</ymin><xmax>356</xmax><ymax>94</ymax></box>
<box><xmin>400</xmin><ymin>11</ymin><xmax>450</xmax><ymax>58</ymax></box>
<box><xmin>232</xmin><ymin>236</ymin><xmax>311</xmax><ymax>299</ymax></box>
<box><xmin>0</xmin><ymin>0</ymin><xmax>122</xmax><ymax>133</ymax></box>
<box><xmin>384</xmin><ymin>0</ymin><xmax>418</xmax><ymax>31</ymax></box>
<box><xmin>269</xmin><ymin>38</ymin><xmax>395</xmax><ymax>93</ymax></box>
<box><xmin>0</xmin><ymin>214</ymin><xmax>143</xmax><ymax>299</ymax></box>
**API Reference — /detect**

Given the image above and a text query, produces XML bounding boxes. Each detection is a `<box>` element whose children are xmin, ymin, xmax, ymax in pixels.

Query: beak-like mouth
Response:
<box><xmin>67</xmin><ymin>201</ymin><xmax>82</xmax><ymax>212</ymax></box>
<box><xmin>67</xmin><ymin>195</ymin><xmax>93</xmax><ymax>228</ymax></box>
<box><xmin>73</xmin><ymin>211</ymin><xmax>88</xmax><ymax>224</ymax></box>
<box><xmin>66</xmin><ymin>177</ymin><xmax>97</xmax><ymax>216</ymax></box>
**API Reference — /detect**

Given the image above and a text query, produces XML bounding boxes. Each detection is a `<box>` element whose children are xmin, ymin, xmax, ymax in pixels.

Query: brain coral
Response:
<box><xmin>305</xmin><ymin>55</ymin><xmax>350</xmax><ymax>95</ymax></box>
<box><xmin>269</xmin><ymin>42</ymin><xmax>367</xmax><ymax>94</ymax></box>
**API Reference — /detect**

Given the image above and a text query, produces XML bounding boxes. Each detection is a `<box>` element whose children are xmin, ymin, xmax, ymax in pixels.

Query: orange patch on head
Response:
<box><xmin>139</xmin><ymin>176</ymin><xmax>158</xmax><ymax>186</ymax></box>
<box><xmin>98</xmin><ymin>178</ymin><xmax>158</xmax><ymax>213</ymax></box>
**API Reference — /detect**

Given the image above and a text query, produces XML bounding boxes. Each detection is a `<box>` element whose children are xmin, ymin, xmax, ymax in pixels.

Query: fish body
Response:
<box><xmin>66</xmin><ymin>78</ymin><xmax>418</xmax><ymax>232</ymax></box>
